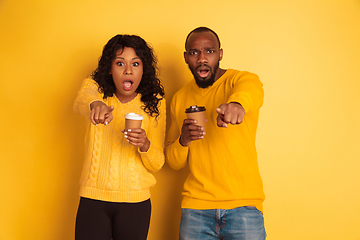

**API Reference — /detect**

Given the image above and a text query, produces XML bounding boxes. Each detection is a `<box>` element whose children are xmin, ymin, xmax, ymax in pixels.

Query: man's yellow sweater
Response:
<box><xmin>74</xmin><ymin>78</ymin><xmax>166</xmax><ymax>203</ymax></box>
<box><xmin>165</xmin><ymin>69</ymin><xmax>265</xmax><ymax>212</ymax></box>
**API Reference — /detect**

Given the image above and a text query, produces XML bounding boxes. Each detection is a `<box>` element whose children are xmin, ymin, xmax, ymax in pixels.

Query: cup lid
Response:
<box><xmin>125</xmin><ymin>113</ymin><xmax>143</xmax><ymax>120</ymax></box>
<box><xmin>185</xmin><ymin>105</ymin><xmax>206</xmax><ymax>113</ymax></box>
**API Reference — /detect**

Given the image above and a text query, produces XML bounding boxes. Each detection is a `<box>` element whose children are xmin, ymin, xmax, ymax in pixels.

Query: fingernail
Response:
<box><xmin>128</xmin><ymin>129</ymin><xmax>132</xmax><ymax>132</ymax></box>
<box><xmin>105</xmin><ymin>121</ymin><xmax>108</xmax><ymax>125</ymax></box>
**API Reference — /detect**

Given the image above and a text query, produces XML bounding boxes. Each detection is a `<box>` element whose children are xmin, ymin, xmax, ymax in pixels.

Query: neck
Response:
<box><xmin>214</xmin><ymin>68</ymin><xmax>227</xmax><ymax>82</ymax></box>
<box><xmin>116</xmin><ymin>92</ymin><xmax>138</xmax><ymax>103</ymax></box>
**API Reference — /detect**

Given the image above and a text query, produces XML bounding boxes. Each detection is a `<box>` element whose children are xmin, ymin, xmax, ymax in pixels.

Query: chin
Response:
<box><xmin>195</xmin><ymin>73</ymin><xmax>216</xmax><ymax>88</ymax></box>
<box><xmin>195</xmin><ymin>79</ymin><xmax>214</xmax><ymax>88</ymax></box>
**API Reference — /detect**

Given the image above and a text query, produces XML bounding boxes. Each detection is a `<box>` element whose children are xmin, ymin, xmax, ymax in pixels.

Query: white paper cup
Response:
<box><xmin>125</xmin><ymin>113</ymin><xmax>143</xmax><ymax>129</ymax></box>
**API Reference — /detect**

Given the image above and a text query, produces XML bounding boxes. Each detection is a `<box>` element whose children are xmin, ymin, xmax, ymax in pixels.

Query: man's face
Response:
<box><xmin>184</xmin><ymin>31</ymin><xmax>223</xmax><ymax>88</ymax></box>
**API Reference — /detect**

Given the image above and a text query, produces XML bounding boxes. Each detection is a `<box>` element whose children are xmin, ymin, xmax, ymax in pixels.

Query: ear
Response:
<box><xmin>184</xmin><ymin>51</ymin><xmax>188</xmax><ymax>64</ymax></box>
<box><xmin>219</xmin><ymin>49</ymin><xmax>223</xmax><ymax>61</ymax></box>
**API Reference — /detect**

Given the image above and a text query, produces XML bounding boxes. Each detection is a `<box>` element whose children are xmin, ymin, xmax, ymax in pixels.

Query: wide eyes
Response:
<box><xmin>188</xmin><ymin>50</ymin><xmax>215</xmax><ymax>55</ymax></box>
<box><xmin>115</xmin><ymin>61</ymin><xmax>141</xmax><ymax>67</ymax></box>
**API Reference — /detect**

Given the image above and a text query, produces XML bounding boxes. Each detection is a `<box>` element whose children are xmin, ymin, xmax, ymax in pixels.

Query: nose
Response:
<box><xmin>197</xmin><ymin>51</ymin><xmax>208</xmax><ymax>64</ymax></box>
<box><xmin>124</xmin><ymin>64</ymin><xmax>132</xmax><ymax>75</ymax></box>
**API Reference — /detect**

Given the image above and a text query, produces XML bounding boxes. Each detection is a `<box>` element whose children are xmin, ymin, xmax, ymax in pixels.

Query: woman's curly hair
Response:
<box><xmin>92</xmin><ymin>34</ymin><xmax>164</xmax><ymax>118</ymax></box>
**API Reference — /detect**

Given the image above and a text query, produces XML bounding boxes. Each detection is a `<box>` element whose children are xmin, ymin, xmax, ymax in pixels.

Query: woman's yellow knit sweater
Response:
<box><xmin>73</xmin><ymin>78</ymin><xmax>166</xmax><ymax>203</ymax></box>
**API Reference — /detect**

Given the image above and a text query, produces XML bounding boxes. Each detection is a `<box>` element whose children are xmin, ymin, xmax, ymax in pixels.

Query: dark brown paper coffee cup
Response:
<box><xmin>125</xmin><ymin>113</ymin><xmax>143</xmax><ymax>130</ymax></box>
<box><xmin>185</xmin><ymin>105</ymin><xmax>206</xmax><ymax>130</ymax></box>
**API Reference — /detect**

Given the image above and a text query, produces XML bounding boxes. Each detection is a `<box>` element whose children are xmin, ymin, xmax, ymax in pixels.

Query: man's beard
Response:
<box><xmin>189</xmin><ymin>62</ymin><xmax>220</xmax><ymax>89</ymax></box>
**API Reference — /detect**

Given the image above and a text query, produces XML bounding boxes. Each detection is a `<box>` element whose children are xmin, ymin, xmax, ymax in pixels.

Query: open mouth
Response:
<box><xmin>196</xmin><ymin>66</ymin><xmax>211</xmax><ymax>79</ymax></box>
<box><xmin>123</xmin><ymin>79</ymin><xmax>133</xmax><ymax>91</ymax></box>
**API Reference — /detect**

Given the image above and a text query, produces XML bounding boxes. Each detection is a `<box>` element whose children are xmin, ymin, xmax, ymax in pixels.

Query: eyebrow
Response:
<box><xmin>115</xmin><ymin>56</ymin><xmax>141</xmax><ymax>60</ymax></box>
<box><xmin>188</xmin><ymin>47</ymin><xmax>216</xmax><ymax>51</ymax></box>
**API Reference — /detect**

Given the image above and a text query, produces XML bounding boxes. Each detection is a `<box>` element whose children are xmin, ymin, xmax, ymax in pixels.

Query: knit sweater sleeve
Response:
<box><xmin>73</xmin><ymin>78</ymin><xmax>105</xmax><ymax>116</ymax></box>
<box><xmin>227</xmin><ymin>72</ymin><xmax>264</xmax><ymax>113</ymax></box>
<box><xmin>139</xmin><ymin>98</ymin><xmax>166</xmax><ymax>172</ymax></box>
<box><xmin>165</xmin><ymin>96</ymin><xmax>189</xmax><ymax>170</ymax></box>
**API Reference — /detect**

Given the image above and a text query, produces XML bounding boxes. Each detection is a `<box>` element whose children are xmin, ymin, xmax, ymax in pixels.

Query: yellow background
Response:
<box><xmin>1</xmin><ymin>0</ymin><xmax>359</xmax><ymax>239</ymax></box>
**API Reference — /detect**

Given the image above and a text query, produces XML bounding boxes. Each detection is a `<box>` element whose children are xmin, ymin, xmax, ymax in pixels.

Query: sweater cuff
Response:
<box><xmin>165</xmin><ymin>137</ymin><xmax>189</xmax><ymax>170</ymax></box>
<box><xmin>227</xmin><ymin>96</ymin><xmax>249</xmax><ymax>113</ymax></box>
<box><xmin>138</xmin><ymin>144</ymin><xmax>164</xmax><ymax>172</ymax></box>
<box><xmin>175</xmin><ymin>136</ymin><xmax>190</xmax><ymax>151</ymax></box>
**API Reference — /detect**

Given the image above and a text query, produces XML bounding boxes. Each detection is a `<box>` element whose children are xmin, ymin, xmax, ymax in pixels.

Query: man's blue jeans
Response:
<box><xmin>179</xmin><ymin>206</ymin><xmax>266</xmax><ymax>240</ymax></box>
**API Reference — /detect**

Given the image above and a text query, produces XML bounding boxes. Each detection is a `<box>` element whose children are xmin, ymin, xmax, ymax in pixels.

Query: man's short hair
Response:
<box><xmin>185</xmin><ymin>27</ymin><xmax>221</xmax><ymax>50</ymax></box>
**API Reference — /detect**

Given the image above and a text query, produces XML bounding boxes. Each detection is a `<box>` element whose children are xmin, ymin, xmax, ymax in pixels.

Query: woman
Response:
<box><xmin>73</xmin><ymin>34</ymin><xmax>165</xmax><ymax>240</ymax></box>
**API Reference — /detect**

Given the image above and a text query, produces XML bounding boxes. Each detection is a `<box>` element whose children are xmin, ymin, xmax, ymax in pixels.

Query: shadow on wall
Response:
<box><xmin>154</xmin><ymin>41</ymin><xmax>191</xmax><ymax>100</ymax></box>
<box><xmin>148</xmin><ymin>42</ymin><xmax>192</xmax><ymax>239</ymax></box>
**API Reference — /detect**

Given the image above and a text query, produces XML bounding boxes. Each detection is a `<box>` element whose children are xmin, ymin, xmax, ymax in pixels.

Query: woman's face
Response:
<box><xmin>110</xmin><ymin>47</ymin><xmax>143</xmax><ymax>103</ymax></box>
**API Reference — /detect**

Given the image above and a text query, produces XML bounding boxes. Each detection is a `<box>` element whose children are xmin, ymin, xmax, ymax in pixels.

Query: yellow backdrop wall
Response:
<box><xmin>1</xmin><ymin>0</ymin><xmax>359</xmax><ymax>239</ymax></box>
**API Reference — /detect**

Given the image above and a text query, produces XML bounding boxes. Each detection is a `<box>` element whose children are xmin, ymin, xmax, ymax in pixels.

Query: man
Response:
<box><xmin>165</xmin><ymin>27</ymin><xmax>266</xmax><ymax>240</ymax></box>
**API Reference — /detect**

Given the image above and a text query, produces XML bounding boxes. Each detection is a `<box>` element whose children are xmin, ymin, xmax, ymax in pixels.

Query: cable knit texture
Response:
<box><xmin>74</xmin><ymin>78</ymin><xmax>165</xmax><ymax>203</ymax></box>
